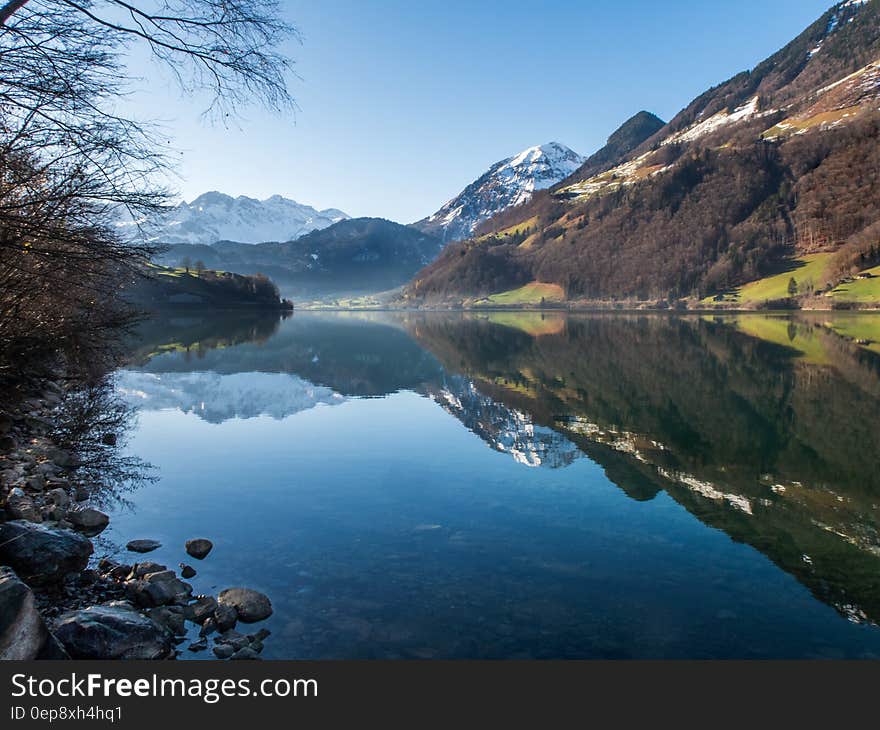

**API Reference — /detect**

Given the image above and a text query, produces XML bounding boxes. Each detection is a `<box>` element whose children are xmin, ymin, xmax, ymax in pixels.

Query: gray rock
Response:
<box><xmin>46</xmin><ymin>487</ymin><xmax>70</xmax><ymax>509</ymax></box>
<box><xmin>214</xmin><ymin>603</ymin><xmax>237</xmax><ymax>632</ymax></box>
<box><xmin>146</xmin><ymin>607</ymin><xmax>186</xmax><ymax>636</ymax></box>
<box><xmin>199</xmin><ymin>617</ymin><xmax>217</xmax><ymax>637</ymax></box>
<box><xmin>179</xmin><ymin>563</ymin><xmax>196</xmax><ymax>579</ymax></box>
<box><xmin>129</xmin><ymin>562</ymin><xmax>167</xmax><ymax>579</ymax></box>
<box><xmin>73</xmin><ymin>485</ymin><xmax>89</xmax><ymax>502</ymax></box>
<box><xmin>0</xmin><ymin>567</ymin><xmax>55</xmax><ymax>659</ymax></box>
<box><xmin>107</xmin><ymin>565</ymin><xmax>132</xmax><ymax>582</ymax></box>
<box><xmin>213</xmin><ymin>644</ymin><xmax>235</xmax><ymax>659</ymax></box>
<box><xmin>0</xmin><ymin>435</ymin><xmax>16</xmax><ymax>452</ymax></box>
<box><xmin>188</xmin><ymin>638</ymin><xmax>208</xmax><ymax>652</ymax></box>
<box><xmin>67</xmin><ymin>507</ymin><xmax>110</xmax><ymax>535</ymax></box>
<box><xmin>0</xmin><ymin>413</ymin><xmax>12</xmax><ymax>435</ymax></box>
<box><xmin>24</xmin><ymin>415</ymin><xmax>52</xmax><ymax>433</ymax></box>
<box><xmin>217</xmin><ymin>588</ymin><xmax>272</xmax><ymax>623</ymax></box>
<box><xmin>185</xmin><ymin>538</ymin><xmax>213</xmax><ymax>560</ymax></box>
<box><xmin>54</xmin><ymin>604</ymin><xmax>174</xmax><ymax>659</ymax></box>
<box><xmin>185</xmin><ymin>596</ymin><xmax>218</xmax><ymax>624</ymax></box>
<box><xmin>5</xmin><ymin>487</ymin><xmax>39</xmax><ymax>522</ymax></box>
<box><xmin>214</xmin><ymin>630</ymin><xmax>250</xmax><ymax>652</ymax></box>
<box><xmin>0</xmin><ymin>521</ymin><xmax>92</xmax><ymax>584</ymax></box>
<box><xmin>37</xmin><ymin>631</ymin><xmax>71</xmax><ymax>660</ymax></box>
<box><xmin>45</xmin><ymin>447</ymin><xmax>72</xmax><ymax>467</ymax></box>
<box><xmin>43</xmin><ymin>504</ymin><xmax>66</xmax><ymax>522</ymax></box>
<box><xmin>26</xmin><ymin>474</ymin><xmax>45</xmax><ymax>491</ymax></box>
<box><xmin>38</xmin><ymin>463</ymin><xmax>62</xmax><ymax>476</ymax></box>
<box><xmin>125</xmin><ymin>570</ymin><xmax>192</xmax><ymax>608</ymax></box>
<box><xmin>126</xmin><ymin>539</ymin><xmax>161</xmax><ymax>554</ymax></box>
<box><xmin>230</xmin><ymin>646</ymin><xmax>262</xmax><ymax>660</ymax></box>
<box><xmin>253</xmin><ymin>628</ymin><xmax>271</xmax><ymax>641</ymax></box>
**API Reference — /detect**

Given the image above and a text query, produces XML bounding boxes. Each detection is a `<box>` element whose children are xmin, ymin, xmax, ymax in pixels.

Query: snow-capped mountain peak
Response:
<box><xmin>415</xmin><ymin>142</ymin><xmax>585</xmax><ymax>242</ymax></box>
<box><xmin>133</xmin><ymin>192</ymin><xmax>349</xmax><ymax>245</ymax></box>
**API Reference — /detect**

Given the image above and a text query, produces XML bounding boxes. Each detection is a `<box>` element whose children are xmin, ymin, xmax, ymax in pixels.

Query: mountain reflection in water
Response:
<box><xmin>115</xmin><ymin>310</ymin><xmax>880</xmax><ymax>657</ymax></box>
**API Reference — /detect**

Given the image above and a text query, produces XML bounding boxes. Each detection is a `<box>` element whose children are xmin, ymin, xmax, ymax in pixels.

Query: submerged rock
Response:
<box><xmin>230</xmin><ymin>646</ymin><xmax>262</xmax><ymax>660</ymax></box>
<box><xmin>185</xmin><ymin>538</ymin><xmax>213</xmax><ymax>560</ymax></box>
<box><xmin>0</xmin><ymin>567</ymin><xmax>66</xmax><ymax>660</ymax></box>
<box><xmin>0</xmin><ymin>521</ymin><xmax>92</xmax><ymax>584</ymax></box>
<box><xmin>126</xmin><ymin>539</ymin><xmax>161</xmax><ymax>554</ymax></box>
<box><xmin>214</xmin><ymin>629</ymin><xmax>250</xmax><ymax>652</ymax></box>
<box><xmin>54</xmin><ymin>604</ymin><xmax>174</xmax><ymax>660</ymax></box>
<box><xmin>217</xmin><ymin>588</ymin><xmax>272</xmax><ymax>623</ymax></box>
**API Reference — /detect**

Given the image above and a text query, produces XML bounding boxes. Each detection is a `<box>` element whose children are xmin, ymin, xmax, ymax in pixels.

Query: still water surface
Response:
<box><xmin>105</xmin><ymin>311</ymin><xmax>880</xmax><ymax>658</ymax></box>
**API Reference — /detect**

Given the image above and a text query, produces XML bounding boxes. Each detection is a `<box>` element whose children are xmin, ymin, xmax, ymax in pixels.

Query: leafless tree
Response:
<box><xmin>0</xmin><ymin>0</ymin><xmax>298</xmax><ymax>382</ymax></box>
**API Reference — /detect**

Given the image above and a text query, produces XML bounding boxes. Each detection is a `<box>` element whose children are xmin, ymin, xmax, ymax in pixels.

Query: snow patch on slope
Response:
<box><xmin>667</xmin><ymin>96</ymin><xmax>764</xmax><ymax>145</ymax></box>
<box><xmin>809</xmin><ymin>0</ymin><xmax>870</xmax><ymax>58</ymax></box>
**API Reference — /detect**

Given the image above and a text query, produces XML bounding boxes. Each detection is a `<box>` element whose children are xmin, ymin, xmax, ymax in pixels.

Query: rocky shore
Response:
<box><xmin>0</xmin><ymin>376</ymin><xmax>272</xmax><ymax>660</ymax></box>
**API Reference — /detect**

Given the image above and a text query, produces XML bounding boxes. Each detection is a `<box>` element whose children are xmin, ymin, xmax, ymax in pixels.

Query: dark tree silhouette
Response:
<box><xmin>0</xmin><ymin>0</ymin><xmax>298</xmax><ymax>380</ymax></box>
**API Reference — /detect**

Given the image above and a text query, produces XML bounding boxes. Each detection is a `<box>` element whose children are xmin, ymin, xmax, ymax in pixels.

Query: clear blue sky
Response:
<box><xmin>124</xmin><ymin>0</ymin><xmax>834</xmax><ymax>223</ymax></box>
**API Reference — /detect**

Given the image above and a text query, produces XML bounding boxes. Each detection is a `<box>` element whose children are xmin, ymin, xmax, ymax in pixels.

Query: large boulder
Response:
<box><xmin>217</xmin><ymin>588</ymin><xmax>272</xmax><ymax>623</ymax></box>
<box><xmin>54</xmin><ymin>603</ymin><xmax>174</xmax><ymax>659</ymax></box>
<box><xmin>0</xmin><ymin>521</ymin><xmax>92</xmax><ymax>584</ymax></box>
<box><xmin>0</xmin><ymin>567</ymin><xmax>67</xmax><ymax>660</ymax></box>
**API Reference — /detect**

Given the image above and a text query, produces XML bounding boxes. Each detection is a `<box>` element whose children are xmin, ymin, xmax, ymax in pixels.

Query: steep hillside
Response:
<box><xmin>414</xmin><ymin>142</ymin><xmax>584</xmax><ymax>243</ymax></box>
<box><xmin>406</xmin><ymin>1</ymin><xmax>880</xmax><ymax>307</ymax></box>
<box><xmin>557</xmin><ymin>111</ymin><xmax>666</xmax><ymax>187</ymax></box>
<box><xmin>157</xmin><ymin>218</ymin><xmax>443</xmax><ymax>298</ymax></box>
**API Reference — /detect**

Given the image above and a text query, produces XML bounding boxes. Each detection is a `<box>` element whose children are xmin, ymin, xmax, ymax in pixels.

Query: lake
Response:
<box><xmin>103</xmin><ymin>310</ymin><xmax>880</xmax><ymax>659</ymax></box>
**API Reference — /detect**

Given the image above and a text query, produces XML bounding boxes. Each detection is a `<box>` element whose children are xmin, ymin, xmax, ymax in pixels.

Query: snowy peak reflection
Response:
<box><xmin>116</xmin><ymin>370</ymin><xmax>345</xmax><ymax>423</ymax></box>
<box><xmin>429</xmin><ymin>376</ymin><xmax>581</xmax><ymax>468</ymax></box>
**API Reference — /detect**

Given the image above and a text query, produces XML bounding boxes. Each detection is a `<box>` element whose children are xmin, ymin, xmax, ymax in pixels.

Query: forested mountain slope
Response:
<box><xmin>406</xmin><ymin>1</ymin><xmax>880</xmax><ymax>306</ymax></box>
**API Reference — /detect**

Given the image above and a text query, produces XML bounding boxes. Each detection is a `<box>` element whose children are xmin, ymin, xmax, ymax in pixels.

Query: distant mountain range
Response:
<box><xmin>406</xmin><ymin>0</ymin><xmax>880</xmax><ymax>306</ymax></box>
<box><xmin>129</xmin><ymin>191</ymin><xmax>348</xmax><ymax>245</ymax></box>
<box><xmin>156</xmin><ymin>217</ymin><xmax>442</xmax><ymax>298</ymax></box>
<box><xmin>414</xmin><ymin>142</ymin><xmax>585</xmax><ymax>243</ymax></box>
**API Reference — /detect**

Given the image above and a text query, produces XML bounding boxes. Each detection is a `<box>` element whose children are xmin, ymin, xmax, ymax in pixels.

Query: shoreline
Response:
<box><xmin>0</xmin><ymin>369</ymin><xmax>273</xmax><ymax>660</ymax></box>
<box><xmin>291</xmin><ymin>304</ymin><xmax>880</xmax><ymax>314</ymax></box>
